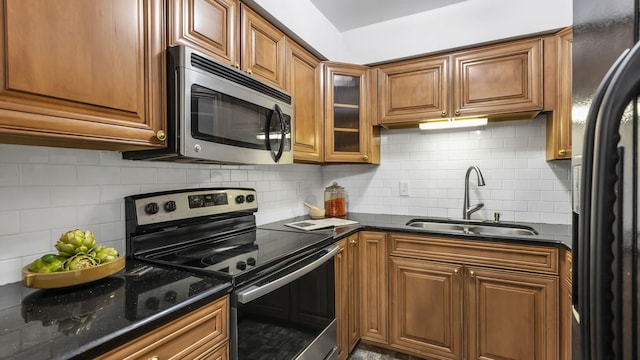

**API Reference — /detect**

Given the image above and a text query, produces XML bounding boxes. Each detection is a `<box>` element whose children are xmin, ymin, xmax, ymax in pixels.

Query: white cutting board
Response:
<box><xmin>285</xmin><ymin>218</ymin><xmax>358</xmax><ymax>231</ymax></box>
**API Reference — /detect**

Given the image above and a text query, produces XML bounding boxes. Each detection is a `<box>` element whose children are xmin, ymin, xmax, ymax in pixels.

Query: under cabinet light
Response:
<box><xmin>419</xmin><ymin>117</ymin><xmax>488</xmax><ymax>130</ymax></box>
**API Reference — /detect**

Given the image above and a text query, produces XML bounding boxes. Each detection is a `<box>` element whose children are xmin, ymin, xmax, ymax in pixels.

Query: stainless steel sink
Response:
<box><xmin>405</xmin><ymin>218</ymin><xmax>538</xmax><ymax>236</ymax></box>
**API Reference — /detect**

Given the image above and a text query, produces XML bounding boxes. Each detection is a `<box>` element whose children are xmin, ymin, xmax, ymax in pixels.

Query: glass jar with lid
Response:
<box><xmin>324</xmin><ymin>182</ymin><xmax>347</xmax><ymax>217</ymax></box>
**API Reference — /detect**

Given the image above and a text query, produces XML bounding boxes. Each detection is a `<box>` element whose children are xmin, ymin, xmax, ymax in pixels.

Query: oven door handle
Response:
<box><xmin>236</xmin><ymin>244</ymin><xmax>339</xmax><ymax>304</ymax></box>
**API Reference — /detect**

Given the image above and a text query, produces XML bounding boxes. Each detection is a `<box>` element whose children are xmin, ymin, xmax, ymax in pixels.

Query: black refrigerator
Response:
<box><xmin>571</xmin><ymin>0</ymin><xmax>640</xmax><ymax>359</ymax></box>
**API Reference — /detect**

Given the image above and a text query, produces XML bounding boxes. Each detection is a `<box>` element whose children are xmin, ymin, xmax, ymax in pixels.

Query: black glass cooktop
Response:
<box><xmin>140</xmin><ymin>228</ymin><xmax>332</xmax><ymax>284</ymax></box>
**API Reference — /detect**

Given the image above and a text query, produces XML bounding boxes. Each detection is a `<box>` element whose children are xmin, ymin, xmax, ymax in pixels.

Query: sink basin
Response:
<box><xmin>405</xmin><ymin>218</ymin><xmax>538</xmax><ymax>236</ymax></box>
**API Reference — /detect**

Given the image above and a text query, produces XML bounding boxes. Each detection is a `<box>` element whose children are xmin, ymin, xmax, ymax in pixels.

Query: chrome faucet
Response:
<box><xmin>463</xmin><ymin>165</ymin><xmax>486</xmax><ymax>219</ymax></box>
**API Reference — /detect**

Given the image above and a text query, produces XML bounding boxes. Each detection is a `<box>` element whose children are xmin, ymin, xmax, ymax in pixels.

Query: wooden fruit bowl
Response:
<box><xmin>22</xmin><ymin>256</ymin><xmax>125</xmax><ymax>289</ymax></box>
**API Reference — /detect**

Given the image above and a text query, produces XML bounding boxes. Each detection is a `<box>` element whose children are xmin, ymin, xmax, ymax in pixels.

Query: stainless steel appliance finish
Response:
<box><xmin>125</xmin><ymin>188</ymin><xmax>337</xmax><ymax>360</ymax></box>
<box><xmin>123</xmin><ymin>46</ymin><xmax>294</xmax><ymax>165</ymax></box>
<box><xmin>572</xmin><ymin>0</ymin><xmax>640</xmax><ymax>358</ymax></box>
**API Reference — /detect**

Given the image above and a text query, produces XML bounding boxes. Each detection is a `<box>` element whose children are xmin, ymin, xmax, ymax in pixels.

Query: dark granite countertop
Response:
<box><xmin>0</xmin><ymin>260</ymin><xmax>231</xmax><ymax>360</ymax></box>
<box><xmin>258</xmin><ymin>212</ymin><xmax>572</xmax><ymax>250</ymax></box>
<box><xmin>1</xmin><ymin>212</ymin><xmax>570</xmax><ymax>360</ymax></box>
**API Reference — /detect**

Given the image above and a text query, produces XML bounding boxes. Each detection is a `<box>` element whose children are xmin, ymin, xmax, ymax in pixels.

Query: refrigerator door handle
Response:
<box><xmin>590</xmin><ymin>40</ymin><xmax>640</xmax><ymax>359</ymax></box>
<box><xmin>577</xmin><ymin>48</ymin><xmax>630</xmax><ymax>360</ymax></box>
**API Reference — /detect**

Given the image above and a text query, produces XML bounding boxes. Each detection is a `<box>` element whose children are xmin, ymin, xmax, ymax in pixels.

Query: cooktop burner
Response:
<box><xmin>144</xmin><ymin>229</ymin><xmax>330</xmax><ymax>280</ymax></box>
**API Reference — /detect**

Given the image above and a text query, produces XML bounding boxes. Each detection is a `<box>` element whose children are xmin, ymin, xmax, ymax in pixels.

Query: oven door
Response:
<box><xmin>231</xmin><ymin>245</ymin><xmax>339</xmax><ymax>360</ymax></box>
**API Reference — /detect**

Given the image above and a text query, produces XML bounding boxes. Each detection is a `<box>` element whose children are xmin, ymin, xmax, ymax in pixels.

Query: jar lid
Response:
<box><xmin>325</xmin><ymin>182</ymin><xmax>344</xmax><ymax>191</ymax></box>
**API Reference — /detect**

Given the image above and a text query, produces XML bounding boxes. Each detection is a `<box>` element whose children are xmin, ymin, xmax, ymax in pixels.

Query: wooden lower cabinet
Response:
<box><xmin>359</xmin><ymin>231</ymin><xmax>389</xmax><ymax>343</ymax></box>
<box><xmin>359</xmin><ymin>232</ymin><xmax>562</xmax><ymax>360</ymax></box>
<box><xmin>465</xmin><ymin>267</ymin><xmax>558</xmax><ymax>360</ymax></box>
<box><xmin>389</xmin><ymin>257</ymin><xmax>463</xmax><ymax>360</ymax></box>
<box><xmin>96</xmin><ymin>295</ymin><xmax>228</xmax><ymax>360</ymax></box>
<box><xmin>335</xmin><ymin>234</ymin><xmax>361</xmax><ymax>360</ymax></box>
<box><xmin>560</xmin><ymin>249</ymin><xmax>572</xmax><ymax>360</ymax></box>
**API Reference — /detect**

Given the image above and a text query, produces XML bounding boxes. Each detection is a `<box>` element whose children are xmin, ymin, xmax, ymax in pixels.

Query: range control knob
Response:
<box><xmin>164</xmin><ymin>200</ymin><xmax>177</xmax><ymax>212</ymax></box>
<box><xmin>144</xmin><ymin>202</ymin><xmax>159</xmax><ymax>215</ymax></box>
<box><xmin>236</xmin><ymin>261</ymin><xmax>247</xmax><ymax>271</ymax></box>
<box><xmin>235</xmin><ymin>195</ymin><xmax>245</xmax><ymax>204</ymax></box>
<box><xmin>164</xmin><ymin>290</ymin><xmax>178</xmax><ymax>304</ymax></box>
<box><xmin>145</xmin><ymin>297</ymin><xmax>159</xmax><ymax>310</ymax></box>
<box><xmin>246</xmin><ymin>257</ymin><xmax>256</xmax><ymax>266</ymax></box>
<box><xmin>246</xmin><ymin>194</ymin><xmax>255</xmax><ymax>203</ymax></box>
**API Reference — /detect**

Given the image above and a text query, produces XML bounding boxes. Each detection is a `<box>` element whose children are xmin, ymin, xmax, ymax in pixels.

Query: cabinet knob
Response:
<box><xmin>349</xmin><ymin>238</ymin><xmax>357</xmax><ymax>246</ymax></box>
<box><xmin>559</xmin><ymin>149</ymin><xmax>566</xmax><ymax>156</ymax></box>
<box><xmin>469</xmin><ymin>270</ymin><xmax>475</xmax><ymax>277</ymax></box>
<box><xmin>246</xmin><ymin>68</ymin><xmax>252</xmax><ymax>75</ymax></box>
<box><xmin>149</xmin><ymin>356</ymin><xmax>159</xmax><ymax>360</ymax></box>
<box><xmin>155</xmin><ymin>130</ymin><xmax>166</xmax><ymax>141</ymax></box>
<box><xmin>441</xmin><ymin>110</ymin><xmax>447</xmax><ymax>117</ymax></box>
<box><xmin>363</xmin><ymin>154</ymin><xmax>369</xmax><ymax>161</ymax></box>
<box><xmin>233</xmin><ymin>62</ymin><xmax>240</xmax><ymax>69</ymax></box>
<box><xmin>455</xmin><ymin>109</ymin><xmax>461</xmax><ymax>116</ymax></box>
<box><xmin>453</xmin><ymin>268</ymin><xmax>459</xmax><ymax>275</ymax></box>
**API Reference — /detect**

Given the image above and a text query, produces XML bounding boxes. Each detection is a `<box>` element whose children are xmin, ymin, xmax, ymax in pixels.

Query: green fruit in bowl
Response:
<box><xmin>64</xmin><ymin>254</ymin><xmax>98</xmax><ymax>271</ymax></box>
<box><xmin>90</xmin><ymin>245</ymin><xmax>119</xmax><ymax>264</ymax></box>
<box><xmin>55</xmin><ymin>229</ymin><xmax>96</xmax><ymax>257</ymax></box>
<box><xmin>28</xmin><ymin>253</ymin><xmax>67</xmax><ymax>273</ymax></box>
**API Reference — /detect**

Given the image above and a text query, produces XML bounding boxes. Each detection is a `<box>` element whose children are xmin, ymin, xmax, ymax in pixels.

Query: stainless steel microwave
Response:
<box><xmin>124</xmin><ymin>46</ymin><xmax>293</xmax><ymax>165</ymax></box>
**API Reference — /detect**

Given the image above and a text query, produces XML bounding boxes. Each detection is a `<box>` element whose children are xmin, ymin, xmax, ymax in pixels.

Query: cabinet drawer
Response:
<box><xmin>390</xmin><ymin>233</ymin><xmax>558</xmax><ymax>275</ymax></box>
<box><xmin>97</xmin><ymin>295</ymin><xmax>228</xmax><ymax>360</ymax></box>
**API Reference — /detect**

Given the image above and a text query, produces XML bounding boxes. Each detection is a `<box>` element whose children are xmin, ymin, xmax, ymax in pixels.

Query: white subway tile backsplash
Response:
<box><xmin>0</xmin><ymin>116</ymin><xmax>573</xmax><ymax>285</ymax></box>
<box><xmin>0</xmin><ymin>164</ymin><xmax>19</xmax><ymax>186</ymax></box>
<box><xmin>51</xmin><ymin>186</ymin><xmax>100</xmax><ymax>207</ymax></box>
<box><xmin>78</xmin><ymin>166</ymin><xmax>121</xmax><ymax>185</ymax></box>
<box><xmin>0</xmin><ymin>231</ymin><xmax>51</xmax><ymax>260</ymax></box>
<box><xmin>0</xmin><ymin>258</ymin><xmax>22</xmax><ymax>286</ymax></box>
<box><xmin>77</xmin><ymin>202</ymin><xmax>124</xmax><ymax>224</ymax></box>
<box><xmin>0</xmin><ymin>211</ymin><xmax>19</xmax><ymax>236</ymax></box>
<box><xmin>0</xmin><ymin>187</ymin><xmax>50</xmax><ymax>211</ymax></box>
<box><xmin>121</xmin><ymin>167</ymin><xmax>157</xmax><ymax>184</ymax></box>
<box><xmin>157</xmin><ymin>168</ymin><xmax>187</xmax><ymax>184</ymax></box>
<box><xmin>48</xmin><ymin>147</ymin><xmax>101</xmax><ymax>165</ymax></box>
<box><xmin>20</xmin><ymin>164</ymin><xmax>77</xmax><ymax>186</ymax></box>
<box><xmin>19</xmin><ymin>207</ymin><xmax>76</xmax><ymax>233</ymax></box>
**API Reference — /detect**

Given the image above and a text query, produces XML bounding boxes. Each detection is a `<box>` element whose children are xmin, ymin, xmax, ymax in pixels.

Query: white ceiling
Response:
<box><xmin>309</xmin><ymin>0</ymin><xmax>467</xmax><ymax>31</ymax></box>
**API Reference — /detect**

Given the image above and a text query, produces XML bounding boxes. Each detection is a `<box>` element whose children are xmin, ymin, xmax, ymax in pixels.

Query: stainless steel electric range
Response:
<box><xmin>125</xmin><ymin>188</ymin><xmax>339</xmax><ymax>360</ymax></box>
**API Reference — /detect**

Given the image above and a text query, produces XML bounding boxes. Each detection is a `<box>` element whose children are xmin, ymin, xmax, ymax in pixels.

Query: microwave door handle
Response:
<box><xmin>273</xmin><ymin>104</ymin><xmax>285</xmax><ymax>162</ymax></box>
<box><xmin>590</xmin><ymin>40</ymin><xmax>640</xmax><ymax>359</ymax></box>
<box><xmin>576</xmin><ymin>48</ymin><xmax>630</xmax><ymax>355</ymax></box>
<box><xmin>236</xmin><ymin>245</ymin><xmax>339</xmax><ymax>304</ymax></box>
<box><xmin>264</xmin><ymin>104</ymin><xmax>285</xmax><ymax>163</ymax></box>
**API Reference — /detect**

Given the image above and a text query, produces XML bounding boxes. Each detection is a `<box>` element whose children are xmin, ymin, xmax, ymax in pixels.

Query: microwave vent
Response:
<box><xmin>190</xmin><ymin>53</ymin><xmax>292</xmax><ymax>105</ymax></box>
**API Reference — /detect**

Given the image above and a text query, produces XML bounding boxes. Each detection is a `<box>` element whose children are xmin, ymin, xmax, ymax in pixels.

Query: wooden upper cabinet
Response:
<box><xmin>0</xmin><ymin>0</ymin><xmax>166</xmax><ymax>150</ymax></box>
<box><xmin>286</xmin><ymin>40</ymin><xmax>323</xmax><ymax>163</ymax></box>
<box><xmin>324</xmin><ymin>62</ymin><xmax>379</xmax><ymax>163</ymax></box>
<box><xmin>378</xmin><ymin>56</ymin><xmax>449</xmax><ymax>125</ymax></box>
<box><xmin>168</xmin><ymin>0</ymin><xmax>239</xmax><ymax>66</ymax></box>
<box><xmin>168</xmin><ymin>0</ymin><xmax>285</xmax><ymax>89</ymax></box>
<box><xmin>452</xmin><ymin>38</ymin><xmax>544</xmax><ymax>117</ymax></box>
<box><xmin>240</xmin><ymin>4</ymin><xmax>286</xmax><ymax>89</ymax></box>
<box><xmin>377</xmin><ymin>36</ymin><xmax>545</xmax><ymax>127</ymax></box>
<box><xmin>546</xmin><ymin>27</ymin><xmax>573</xmax><ymax>161</ymax></box>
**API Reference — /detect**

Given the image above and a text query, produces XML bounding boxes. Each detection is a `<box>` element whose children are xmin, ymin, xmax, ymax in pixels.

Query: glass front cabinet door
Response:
<box><xmin>323</xmin><ymin>63</ymin><xmax>377</xmax><ymax>163</ymax></box>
